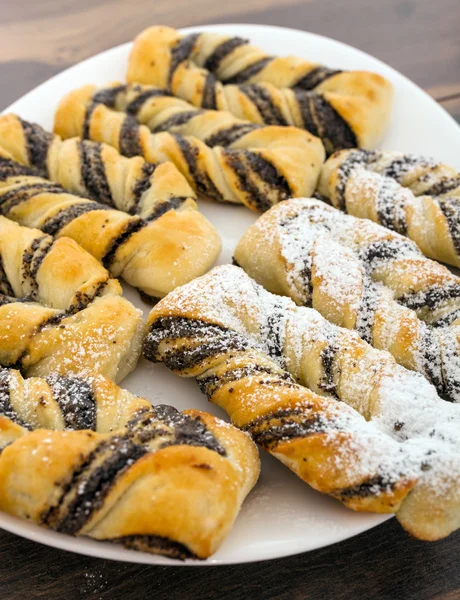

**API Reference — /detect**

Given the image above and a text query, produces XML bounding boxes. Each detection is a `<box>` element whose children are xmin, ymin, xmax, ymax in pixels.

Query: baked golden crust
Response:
<box><xmin>144</xmin><ymin>274</ymin><xmax>416</xmax><ymax>512</ymax></box>
<box><xmin>318</xmin><ymin>149</ymin><xmax>460</xmax><ymax>267</ymax></box>
<box><xmin>0</xmin><ymin>217</ymin><xmax>143</xmax><ymax>382</ymax></box>
<box><xmin>0</xmin><ymin>115</ymin><xmax>221</xmax><ymax>297</ymax></box>
<box><xmin>126</xmin><ymin>26</ymin><xmax>393</xmax><ymax>153</ymax></box>
<box><xmin>0</xmin><ymin>113</ymin><xmax>194</xmax><ymax>218</ymax></box>
<box><xmin>143</xmin><ymin>265</ymin><xmax>460</xmax><ymax>540</ymax></box>
<box><xmin>54</xmin><ymin>83</ymin><xmax>325</xmax><ymax>211</ymax></box>
<box><xmin>0</xmin><ymin>368</ymin><xmax>259</xmax><ymax>559</ymax></box>
<box><xmin>235</xmin><ymin>198</ymin><xmax>460</xmax><ymax>402</ymax></box>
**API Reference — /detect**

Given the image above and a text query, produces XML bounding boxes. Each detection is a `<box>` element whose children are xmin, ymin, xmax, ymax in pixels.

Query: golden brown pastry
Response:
<box><xmin>54</xmin><ymin>84</ymin><xmax>325</xmax><ymax>211</ymax></box>
<box><xmin>0</xmin><ymin>113</ymin><xmax>195</xmax><ymax>219</ymax></box>
<box><xmin>144</xmin><ymin>265</ymin><xmax>460</xmax><ymax>540</ymax></box>
<box><xmin>318</xmin><ymin>148</ymin><xmax>460</xmax><ymax>267</ymax></box>
<box><xmin>0</xmin><ymin>140</ymin><xmax>221</xmax><ymax>299</ymax></box>
<box><xmin>0</xmin><ymin>368</ymin><xmax>259</xmax><ymax>559</ymax></box>
<box><xmin>127</xmin><ymin>26</ymin><xmax>393</xmax><ymax>153</ymax></box>
<box><xmin>234</xmin><ymin>198</ymin><xmax>460</xmax><ymax>402</ymax></box>
<box><xmin>0</xmin><ymin>217</ymin><xmax>144</xmax><ymax>382</ymax></box>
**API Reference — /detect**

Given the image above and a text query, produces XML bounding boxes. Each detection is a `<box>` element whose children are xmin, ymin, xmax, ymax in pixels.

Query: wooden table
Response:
<box><xmin>1</xmin><ymin>1</ymin><xmax>459</xmax><ymax>598</ymax></box>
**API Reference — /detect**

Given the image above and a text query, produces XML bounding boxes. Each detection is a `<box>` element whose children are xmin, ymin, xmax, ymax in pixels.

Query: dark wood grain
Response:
<box><xmin>1</xmin><ymin>520</ymin><xmax>459</xmax><ymax>600</ymax></box>
<box><xmin>1</xmin><ymin>1</ymin><xmax>459</xmax><ymax>599</ymax></box>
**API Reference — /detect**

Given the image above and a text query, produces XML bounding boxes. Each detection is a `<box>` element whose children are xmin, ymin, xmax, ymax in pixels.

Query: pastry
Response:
<box><xmin>234</xmin><ymin>198</ymin><xmax>460</xmax><ymax>401</ymax></box>
<box><xmin>0</xmin><ymin>113</ymin><xmax>196</xmax><ymax>219</ymax></box>
<box><xmin>0</xmin><ymin>142</ymin><xmax>221</xmax><ymax>299</ymax></box>
<box><xmin>0</xmin><ymin>368</ymin><xmax>259</xmax><ymax>559</ymax></box>
<box><xmin>318</xmin><ymin>148</ymin><xmax>460</xmax><ymax>267</ymax></box>
<box><xmin>0</xmin><ymin>217</ymin><xmax>144</xmax><ymax>382</ymax></box>
<box><xmin>53</xmin><ymin>84</ymin><xmax>325</xmax><ymax>211</ymax></box>
<box><xmin>144</xmin><ymin>265</ymin><xmax>460</xmax><ymax>540</ymax></box>
<box><xmin>126</xmin><ymin>26</ymin><xmax>393</xmax><ymax>153</ymax></box>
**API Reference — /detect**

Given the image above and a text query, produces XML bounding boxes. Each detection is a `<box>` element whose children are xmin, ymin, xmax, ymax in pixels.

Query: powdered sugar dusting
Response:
<box><xmin>346</xmin><ymin>169</ymin><xmax>413</xmax><ymax>232</ymax></box>
<box><xmin>149</xmin><ymin>265</ymin><xmax>460</xmax><ymax>512</ymax></box>
<box><xmin>237</xmin><ymin>198</ymin><xmax>460</xmax><ymax>402</ymax></box>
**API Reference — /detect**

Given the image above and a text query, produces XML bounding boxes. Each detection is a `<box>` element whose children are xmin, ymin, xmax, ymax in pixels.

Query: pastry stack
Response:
<box><xmin>0</xmin><ymin>24</ymin><xmax>459</xmax><ymax>560</ymax></box>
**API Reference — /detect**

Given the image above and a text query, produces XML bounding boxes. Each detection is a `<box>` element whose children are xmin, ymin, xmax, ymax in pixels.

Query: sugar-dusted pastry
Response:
<box><xmin>0</xmin><ymin>368</ymin><xmax>259</xmax><ymax>559</ymax></box>
<box><xmin>144</xmin><ymin>265</ymin><xmax>460</xmax><ymax>540</ymax></box>
<box><xmin>318</xmin><ymin>149</ymin><xmax>460</xmax><ymax>267</ymax></box>
<box><xmin>234</xmin><ymin>198</ymin><xmax>460</xmax><ymax>401</ymax></box>
<box><xmin>0</xmin><ymin>217</ymin><xmax>144</xmax><ymax>382</ymax></box>
<box><xmin>0</xmin><ymin>142</ymin><xmax>221</xmax><ymax>299</ymax></box>
<box><xmin>127</xmin><ymin>26</ymin><xmax>393</xmax><ymax>153</ymax></box>
<box><xmin>54</xmin><ymin>84</ymin><xmax>325</xmax><ymax>211</ymax></box>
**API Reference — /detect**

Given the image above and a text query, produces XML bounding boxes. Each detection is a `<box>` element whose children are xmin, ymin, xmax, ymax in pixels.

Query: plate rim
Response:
<box><xmin>0</xmin><ymin>510</ymin><xmax>390</xmax><ymax>566</ymax></box>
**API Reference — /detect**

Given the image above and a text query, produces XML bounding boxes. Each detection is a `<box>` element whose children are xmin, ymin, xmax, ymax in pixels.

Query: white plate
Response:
<box><xmin>1</xmin><ymin>24</ymin><xmax>460</xmax><ymax>566</ymax></box>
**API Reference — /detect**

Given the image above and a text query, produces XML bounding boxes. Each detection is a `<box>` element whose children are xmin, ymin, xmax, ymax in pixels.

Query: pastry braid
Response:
<box><xmin>0</xmin><ymin>113</ymin><xmax>195</xmax><ymax>219</ymax></box>
<box><xmin>54</xmin><ymin>84</ymin><xmax>325</xmax><ymax>211</ymax></box>
<box><xmin>145</xmin><ymin>268</ymin><xmax>451</xmax><ymax>535</ymax></box>
<box><xmin>234</xmin><ymin>198</ymin><xmax>460</xmax><ymax>401</ymax></box>
<box><xmin>0</xmin><ymin>368</ymin><xmax>259</xmax><ymax>559</ymax></box>
<box><xmin>127</xmin><ymin>26</ymin><xmax>393</xmax><ymax>153</ymax></box>
<box><xmin>143</xmin><ymin>265</ymin><xmax>460</xmax><ymax>540</ymax></box>
<box><xmin>0</xmin><ymin>217</ymin><xmax>144</xmax><ymax>382</ymax></box>
<box><xmin>0</xmin><ymin>142</ymin><xmax>220</xmax><ymax>299</ymax></box>
<box><xmin>144</xmin><ymin>265</ymin><xmax>460</xmax><ymax>540</ymax></box>
<box><xmin>318</xmin><ymin>149</ymin><xmax>460</xmax><ymax>267</ymax></box>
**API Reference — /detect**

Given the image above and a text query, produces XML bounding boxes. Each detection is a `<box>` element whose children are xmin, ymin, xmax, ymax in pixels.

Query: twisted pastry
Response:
<box><xmin>127</xmin><ymin>26</ymin><xmax>393</xmax><ymax>154</ymax></box>
<box><xmin>0</xmin><ymin>368</ymin><xmax>259</xmax><ymax>559</ymax></box>
<box><xmin>0</xmin><ymin>217</ymin><xmax>143</xmax><ymax>382</ymax></box>
<box><xmin>54</xmin><ymin>84</ymin><xmax>325</xmax><ymax>211</ymax></box>
<box><xmin>0</xmin><ymin>138</ymin><xmax>220</xmax><ymax>298</ymax></box>
<box><xmin>318</xmin><ymin>149</ymin><xmax>460</xmax><ymax>267</ymax></box>
<box><xmin>0</xmin><ymin>113</ymin><xmax>195</xmax><ymax>219</ymax></box>
<box><xmin>145</xmin><ymin>266</ymin><xmax>460</xmax><ymax>540</ymax></box>
<box><xmin>144</xmin><ymin>266</ymin><xmax>458</xmax><ymax>539</ymax></box>
<box><xmin>234</xmin><ymin>198</ymin><xmax>460</xmax><ymax>402</ymax></box>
